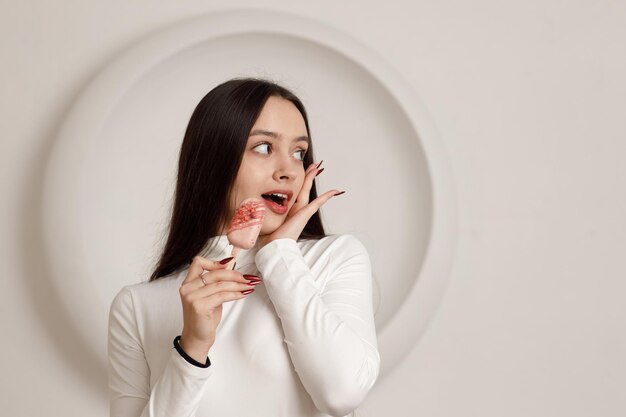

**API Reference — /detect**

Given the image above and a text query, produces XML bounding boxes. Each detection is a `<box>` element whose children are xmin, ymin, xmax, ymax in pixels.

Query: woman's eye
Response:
<box><xmin>294</xmin><ymin>149</ymin><xmax>307</xmax><ymax>161</ymax></box>
<box><xmin>253</xmin><ymin>143</ymin><xmax>270</xmax><ymax>154</ymax></box>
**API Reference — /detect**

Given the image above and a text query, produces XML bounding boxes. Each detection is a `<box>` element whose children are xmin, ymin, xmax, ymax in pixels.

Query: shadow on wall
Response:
<box><xmin>24</xmin><ymin>72</ymin><xmax>110</xmax><ymax>401</ymax></box>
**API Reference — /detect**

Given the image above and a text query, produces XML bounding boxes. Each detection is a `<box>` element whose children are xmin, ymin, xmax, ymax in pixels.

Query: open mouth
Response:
<box><xmin>261</xmin><ymin>193</ymin><xmax>288</xmax><ymax>207</ymax></box>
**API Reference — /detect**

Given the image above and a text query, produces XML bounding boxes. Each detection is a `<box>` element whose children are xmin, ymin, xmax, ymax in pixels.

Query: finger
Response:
<box><xmin>180</xmin><ymin>270</ymin><xmax>218</xmax><ymax>296</ymax></box>
<box><xmin>305</xmin><ymin>160</ymin><xmax>322</xmax><ymax>176</ymax></box>
<box><xmin>182</xmin><ymin>255</ymin><xmax>231</xmax><ymax>285</ymax></box>
<box><xmin>202</xmin><ymin>269</ymin><xmax>259</xmax><ymax>286</ymax></box>
<box><xmin>187</xmin><ymin>280</ymin><xmax>256</xmax><ymax>302</ymax></box>
<box><xmin>291</xmin><ymin>166</ymin><xmax>320</xmax><ymax>213</ymax></box>
<box><xmin>305</xmin><ymin>161</ymin><xmax>319</xmax><ymax>175</ymax></box>
<box><xmin>181</xmin><ymin>269</ymin><xmax>258</xmax><ymax>296</ymax></box>
<box><xmin>293</xmin><ymin>189</ymin><xmax>340</xmax><ymax>221</ymax></box>
<box><xmin>278</xmin><ymin>189</ymin><xmax>341</xmax><ymax>239</ymax></box>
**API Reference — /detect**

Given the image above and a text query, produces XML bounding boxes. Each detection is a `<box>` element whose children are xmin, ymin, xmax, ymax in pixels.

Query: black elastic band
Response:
<box><xmin>173</xmin><ymin>335</ymin><xmax>211</xmax><ymax>368</ymax></box>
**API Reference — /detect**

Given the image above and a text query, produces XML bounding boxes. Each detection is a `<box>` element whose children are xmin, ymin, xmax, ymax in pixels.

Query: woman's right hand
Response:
<box><xmin>178</xmin><ymin>255</ymin><xmax>260</xmax><ymax>363</ymax></box>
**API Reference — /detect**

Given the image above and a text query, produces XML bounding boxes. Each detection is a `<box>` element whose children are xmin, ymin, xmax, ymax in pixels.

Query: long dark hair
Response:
<box><xmin>149</xmin><ymin>77</ymin><xmax>326</xmax><ymax>281</ymax></box>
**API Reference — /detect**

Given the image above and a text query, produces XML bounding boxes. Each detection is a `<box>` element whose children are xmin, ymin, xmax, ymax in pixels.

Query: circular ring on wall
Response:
<box><xmin>41</xmin><ymin>9</ymin><xmax>457</xmax><ymax>383</ymax></box>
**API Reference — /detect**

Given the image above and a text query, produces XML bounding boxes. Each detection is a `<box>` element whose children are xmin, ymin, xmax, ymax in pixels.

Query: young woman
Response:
<box><xmin>108</xmin><ymin>78</ymin><xmax>380</xmax><ymax>417</ymax></box>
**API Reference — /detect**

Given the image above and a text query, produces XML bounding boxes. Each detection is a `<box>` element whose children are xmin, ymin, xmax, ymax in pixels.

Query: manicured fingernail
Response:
<box><xmin>241</xmin><ymin>289</ymin><xmax>255</xmax><ymax>295</ymax></box>
<box><xmin>316</xmin><ymin>167</ymin><xmax>325</xmax><ymax>177</ymax></box>
<box><xmin>316</xmin><ymin>160</ymin><xmax>324</xmax><ymax>169</ymax></box>
<box><xmin>219</xmin><ymin>256</ymin><xmax>235</xmax><ymax>264</ymax></box>
<box><xmin>243</xmin><ymin>274</ymin><xmax>262</xmax><ymax>281</ymax></box>
<box><xmin>248</xmin><ymin>279</ymin><xmax>262</xmax><ymax>285</ymax></box>
<box><xmin>334</xmin><ymin>191</ymin><xmax>346</xmax><ymax>196</ymax></box>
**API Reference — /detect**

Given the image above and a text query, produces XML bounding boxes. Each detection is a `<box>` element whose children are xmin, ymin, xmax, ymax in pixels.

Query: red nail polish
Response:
<box><xmin>316</xmin><ymin>160</ymin><xmax>324</xmax><ymax>169</ymax></box>
<box><xmin>334</xmin><ymin>191</ymin><xmax>346</xmax><ymax>196</ymax></box>
<box><xmin>243</xmin><ymin>274</ymin><xmax>261</xmax><ymax>281</ymax></box>
<box><xmin>219</xmin><ymin>257</ymin><xmax>234</xmax><ymax>264</ymax></box>
<box><xmin>241</xmin><ymin>289</ymin><xmax>255</xmax><ymax>295</ymax></box>
<box><xmin>248</xmin><ymin>280</ymin><xmax>262</xmax><ymax>285</ymax></box>
<box><xmin>316</xmin><ymin>168</ymin><xmax>325</xmax><ymax>176</ymax></box>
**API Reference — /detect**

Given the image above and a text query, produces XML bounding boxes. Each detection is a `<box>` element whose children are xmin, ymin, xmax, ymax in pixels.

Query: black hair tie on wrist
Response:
<box><xmin>173</xmin><ymin>335</ymin><xmax>211</xmax><ymax>368</ymax></box>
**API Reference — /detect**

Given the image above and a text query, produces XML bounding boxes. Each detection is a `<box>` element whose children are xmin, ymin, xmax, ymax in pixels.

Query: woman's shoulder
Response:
<box><xmin>109</xmin><ymin>271</ymin><xmax>185</xmax><ymax>313</ymax></box>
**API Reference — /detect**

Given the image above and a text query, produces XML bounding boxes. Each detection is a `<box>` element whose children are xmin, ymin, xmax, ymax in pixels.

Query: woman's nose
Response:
<box><xmin>272</xmin><ymin>155</ymin><xmax>298</xmax><ymax>181</ymax></box>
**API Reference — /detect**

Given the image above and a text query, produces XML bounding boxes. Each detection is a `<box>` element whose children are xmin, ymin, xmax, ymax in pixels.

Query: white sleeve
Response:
<box><xmin>254</xmin><ymin>235</ymin><xmax>381</xmax><ymax>417</ymax></box>
<box><xmin>108</xmin><ymin>286</ymin><xmax>213</xmax><ymax>417</ymax></box>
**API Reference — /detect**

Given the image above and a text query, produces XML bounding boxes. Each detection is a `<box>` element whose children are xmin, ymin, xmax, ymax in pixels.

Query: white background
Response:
<box><xmin>1</xmin><ymin>1</ymin><xmax>624</xmax><ymax>416</ymax></box>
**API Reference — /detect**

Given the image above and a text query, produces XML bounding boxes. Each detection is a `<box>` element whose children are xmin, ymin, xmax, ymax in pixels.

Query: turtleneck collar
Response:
<box><xmin>198</xmin><ymin>234</ymin><xmax>232</xmax><ymax>260</ymax></box>
<box><xmin>197</xmin><ymin>234</ymin><xmax>263</xmax><ymax>266</ymax></box>
<box><xmin>196</xmin><ymin>235</ymin><xmax>265</xmax><ymax>276</ymax></box>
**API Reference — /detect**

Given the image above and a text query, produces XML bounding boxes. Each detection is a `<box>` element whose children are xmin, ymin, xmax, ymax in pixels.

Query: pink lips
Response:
<box><xmin>261</xmin><ymin>189</ymin><xmax>292</xmax><ymax>215</ymax></box>
<box><xmin>262</xmin><ymin>197</ymin><xmax>288</xmax><ymax>215</ymax></box>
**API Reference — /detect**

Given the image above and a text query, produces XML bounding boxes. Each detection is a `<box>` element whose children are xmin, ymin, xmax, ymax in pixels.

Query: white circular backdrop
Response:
<box><xmin>41</xmin><ymin>9</ymin><xmax>457</xmax><ymax>382</ymax></box>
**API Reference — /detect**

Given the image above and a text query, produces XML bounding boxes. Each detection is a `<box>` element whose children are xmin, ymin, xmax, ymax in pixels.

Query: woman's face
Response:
<box><xmin>228</xmin><ymin>96</ymin><xmax>310</xmax><ymax>236</ymax></box>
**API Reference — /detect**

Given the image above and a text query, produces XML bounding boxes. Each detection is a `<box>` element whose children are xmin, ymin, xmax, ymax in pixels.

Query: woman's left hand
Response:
<box><xmin>257</xmin><ymin>162</ymin><xmax>342</xmax><ymax>247</ymax></box>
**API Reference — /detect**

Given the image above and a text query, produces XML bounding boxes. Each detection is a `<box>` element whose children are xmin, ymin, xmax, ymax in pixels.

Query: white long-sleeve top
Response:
<box><xmin>108</xmin><ymin>233</ymin><xmax>380</xmax><ymax>417</ymax></box>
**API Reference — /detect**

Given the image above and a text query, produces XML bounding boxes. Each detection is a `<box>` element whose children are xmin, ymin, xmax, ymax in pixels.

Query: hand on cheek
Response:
<box><xmin>287</xmin><ymin>162</ymin><xmax>317</xmax><ymax>215</ymax></box>
<box><xmin>257</xmin><ymin>161</ymin><xmax>345</xmax><ymax>247</ymax></box>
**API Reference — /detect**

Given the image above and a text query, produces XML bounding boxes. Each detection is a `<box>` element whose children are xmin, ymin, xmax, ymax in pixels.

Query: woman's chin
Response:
<box><xmin>258</xmin><ymin>210</ymin><xmax>290</xmax><ymax>235</ymax></box>
<box><xmin>259</xmin><ymin>223</ymin><xmax>280</xmax><ymax>237</ymax></box>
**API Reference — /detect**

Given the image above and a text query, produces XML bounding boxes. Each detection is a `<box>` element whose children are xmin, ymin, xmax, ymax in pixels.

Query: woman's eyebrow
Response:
<box><xmin>249</xmin><ymin>129</ymin><xmax>310</xmax><ymax>144</ymax></box>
